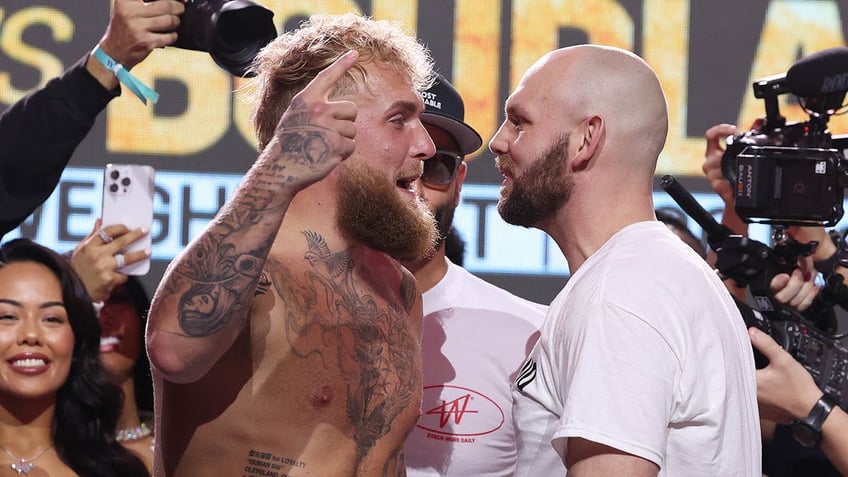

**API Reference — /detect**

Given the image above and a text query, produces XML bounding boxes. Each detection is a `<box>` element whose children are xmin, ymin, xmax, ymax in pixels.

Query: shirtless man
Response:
<box><xmin>146</xmin><ymin>14</ymin><xmax>438</xmax><ymax>476</ymax></box>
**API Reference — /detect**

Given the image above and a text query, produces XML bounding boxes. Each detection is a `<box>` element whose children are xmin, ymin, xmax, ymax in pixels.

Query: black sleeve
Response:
<box><xmin>0</xmin><ymin>54</ymin><xmax>120</xmax><ymax>238</ymax></box>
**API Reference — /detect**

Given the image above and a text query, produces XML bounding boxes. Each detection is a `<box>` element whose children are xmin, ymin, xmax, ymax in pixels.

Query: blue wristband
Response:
<box><xmin>92</xmin><ymin>45</ymin><xmax>159</xmax><ymax>104</ymax></box>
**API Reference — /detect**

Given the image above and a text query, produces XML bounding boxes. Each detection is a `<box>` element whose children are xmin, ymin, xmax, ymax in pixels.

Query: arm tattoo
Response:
<box><xmin>167</xmin><ymin>97</ymin><xmax>340</xmax><ymax>337</ymax></box>
<box><xmin>175</xmin><ymin>242</ymin><xmax>267</xmax><ymax>337</ymax></box>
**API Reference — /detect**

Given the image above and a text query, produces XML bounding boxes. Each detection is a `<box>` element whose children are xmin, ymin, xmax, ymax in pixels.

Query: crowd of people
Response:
<box><xmin>1</xmin><ymin>1</ymin><xmax>847</xmax><ymax>476</ymax></box>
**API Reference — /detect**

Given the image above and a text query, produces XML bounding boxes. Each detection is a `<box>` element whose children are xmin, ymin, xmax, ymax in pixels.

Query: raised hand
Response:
<box><xmin>71</xmin><ymin>219</ymin><xmax>150</xmax><ymax>302</ymax></box>
<box><xmin>261</xmin><ymin>50</ymin><xmax>360</xmax><ymax>191</ymax></box>
<box><xmin>99</xmin><ymin>0</ymin><xmax>186</xmax><ymax>69</ymax></box>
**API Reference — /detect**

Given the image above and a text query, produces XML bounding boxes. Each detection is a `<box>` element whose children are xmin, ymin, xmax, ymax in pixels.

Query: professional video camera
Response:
<box><xmin>721</xmin><ymin>47</ymin><xmax>848</xmax><ymax>226</ymax></box>
<box><xmin>661</xmin><ymin>175</ymin><xmax>848</xmax><ymax>408</ymax></box>
<box><xmin>172</xmin><ymin>0</ymin><xmax>277</xmax><ymax>77</ymax></box>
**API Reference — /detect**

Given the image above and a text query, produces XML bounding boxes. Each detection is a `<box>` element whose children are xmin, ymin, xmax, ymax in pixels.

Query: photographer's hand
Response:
<box><xmin>703</xmin><ymin>123</ymin><xmax>736</xmax><ymax>205</ymax></box>
<box><xmin>87</xmin><ymin>0</ymin><xmax>187</xmax><ymax>90</ymax></box>
<box><xmin>786</xmin><ymin>226</ymin><xmax>837</xmax><ymax>263</ymax></box>
<box><xmin>750</xmin><ymin>326</ymin><xmax>821</xmax><ymax>423</ymax></box>
<box><xmin>703</xmin><ymin>123</ymin><xmax>749</xmax><ymax>237</ymax></box>
<box><xmin>770</xmin><ymin>254</ymin><xmax>819</xmax><ymax>312</ymax></box>
<box><xmin>751</xmin><ymin>327</ymin><xmax>848</xmax><ymax>474</ymax></box>
<box><xmin>704</xmin><ymin>123</ymin><xmax>749</xmax><ymax>301</ymax></box>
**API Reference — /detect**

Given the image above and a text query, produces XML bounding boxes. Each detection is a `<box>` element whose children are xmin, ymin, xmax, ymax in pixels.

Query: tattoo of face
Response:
<box><xmin>274</xmin><ymin>96</ymin><xmax>333</xmax><ymax>171</ymax></box>
<box><xmin>174</xmin><ymin>238</ymin><xmax>269</xmax><ymax>337</ymax></box>
<box><xmin>264</xmin><ymin>231</ymin><xmax>419</xmax><ymax>463</ymax></box>
<box><xmin>278</xmin><ymin>131</ymin><xmax>330</xmax><ymax>168</ymax></box>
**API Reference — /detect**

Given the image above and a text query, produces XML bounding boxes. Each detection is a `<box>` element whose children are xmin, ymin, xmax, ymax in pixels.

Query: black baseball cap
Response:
<box><xmin>421</xmin><ymin>74</ymin><xmax>483</xmax><ymax>155</ymax></box>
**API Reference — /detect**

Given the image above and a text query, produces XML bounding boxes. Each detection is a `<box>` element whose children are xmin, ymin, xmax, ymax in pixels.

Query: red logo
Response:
<box><xmin>416</xmin><ymin>385</ymin><xmax>505</xmax><ymax>436</ymax></box>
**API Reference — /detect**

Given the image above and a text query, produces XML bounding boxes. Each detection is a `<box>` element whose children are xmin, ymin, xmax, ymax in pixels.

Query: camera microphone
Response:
<box><xmin>785</xmin><ymin>46</ymin><xmax>848</xmax><ymax>98</ymax></box>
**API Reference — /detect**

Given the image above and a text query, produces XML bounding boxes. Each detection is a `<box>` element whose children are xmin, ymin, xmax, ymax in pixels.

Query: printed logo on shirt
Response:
<box><xmin>415</xmin><ymin>385</ymin><xmax>505</xmax><ymax>439</ymax></box>
<box><xmin>515</xmin><ymin>358</ymin><xmax>536</xmax><ymax>391</ymax></box>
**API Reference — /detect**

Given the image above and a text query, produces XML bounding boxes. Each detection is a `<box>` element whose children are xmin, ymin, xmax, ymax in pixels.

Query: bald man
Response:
<box><xmin>490</xmin><ymin>45</ymin><xmax>761</xmax><ymax>476</ymax></box>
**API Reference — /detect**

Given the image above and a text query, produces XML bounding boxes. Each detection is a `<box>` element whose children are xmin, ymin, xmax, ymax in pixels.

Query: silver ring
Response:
<box><xmin>114</xmin><ymin>253</ymin><xmax>126</xmax><ymax>269</ymax></box>
<box><xmin>98</xmin><ymin>229</ymin><xmax>113</xmax><ymax>244</ymax></box>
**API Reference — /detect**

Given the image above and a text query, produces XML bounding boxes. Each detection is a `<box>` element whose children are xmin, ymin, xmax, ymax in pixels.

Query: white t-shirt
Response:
<box><xmin>405</xmin><ymin>260</ymin><xmax>547</xmax><ymax>477</ymax></box>
<box><xmin>512</xmin><ymin>221</ymin><xmax>761</xmax><ymax>476</ymax></box>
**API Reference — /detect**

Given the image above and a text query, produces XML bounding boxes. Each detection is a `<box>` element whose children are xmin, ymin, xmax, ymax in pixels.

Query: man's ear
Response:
<box><xmin>571</xmin><ymin>115</ymin><xmax>604</xmax><ymax>172</ymax></box>
<box><xmin>454</xmin><ymin>161</ymin><xmax>468</xmax><ymax>207</ymax></box>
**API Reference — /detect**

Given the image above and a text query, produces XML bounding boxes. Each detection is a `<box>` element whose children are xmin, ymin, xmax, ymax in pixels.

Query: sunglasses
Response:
<box><xmin>421</xmin><ymin>150</ymin><xmax>463</xmax><ymax>188</ymax></box>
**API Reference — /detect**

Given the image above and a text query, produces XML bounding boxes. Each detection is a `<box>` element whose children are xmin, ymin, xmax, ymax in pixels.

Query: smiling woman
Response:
<box><xmin>0</xmin><ymin>238</ymin><xmax>149</xmax><ymax>477</ymax></box>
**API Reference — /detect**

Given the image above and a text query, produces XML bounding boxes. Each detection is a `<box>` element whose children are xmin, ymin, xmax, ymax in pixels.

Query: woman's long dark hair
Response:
<box><xmin>0</xmin><ymin>239</ymin><xmax>148</xmax><ymax>477</ymax></box>
<box><xmin>118</xmin><ymin>276</ymin><xmax>154</xmax><ymax>414</ymax></box>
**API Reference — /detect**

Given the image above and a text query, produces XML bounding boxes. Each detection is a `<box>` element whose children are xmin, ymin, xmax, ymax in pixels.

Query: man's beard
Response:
<box><xmin>497</xmin><ymin>133</ymin><xmax>574</xmax><ymax>227</ymax></box>
<box><xmin>431</xmin><ymin>188</ymin><xmax>459</xmax><ymax>248</ymax></box>
<box><xmin>338</xmin><ymin>161</ymin><xmax>438</xmax><ymax>262</ymax></box>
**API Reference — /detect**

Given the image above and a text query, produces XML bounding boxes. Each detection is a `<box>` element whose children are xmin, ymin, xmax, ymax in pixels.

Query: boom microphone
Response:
<box><xmin>785</xmin><ymin>46</ymin><xmax>848</xmax><ymax>98</ymax></box>
<box><xmin>659</xmin><ymin>175</ymin><xmax>729</xmax><ymax>245</ymax></box>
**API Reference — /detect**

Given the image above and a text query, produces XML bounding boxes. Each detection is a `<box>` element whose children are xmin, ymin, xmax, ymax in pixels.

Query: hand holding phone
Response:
<box><xmin>101</xmin><ymin>164</ymin><xmax>155</xmax><ymax>275</ymax></box>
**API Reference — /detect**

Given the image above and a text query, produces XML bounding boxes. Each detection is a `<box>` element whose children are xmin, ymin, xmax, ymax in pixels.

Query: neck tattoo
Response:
<box><xmin>116</xmin><ymin>422</ymin><xmax>152</xmax><ymax>442</ymax></box>
<box><xmin>1</xmin><ymin>445</ymin><xmax>52</xmax><ymax>476</ymax></box>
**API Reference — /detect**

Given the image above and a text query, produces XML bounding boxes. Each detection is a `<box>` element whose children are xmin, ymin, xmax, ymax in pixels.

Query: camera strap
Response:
<box><xmin>92</xmin><ymin>45</ymin><xmax>159</xmax><ymax>105</ymax></box>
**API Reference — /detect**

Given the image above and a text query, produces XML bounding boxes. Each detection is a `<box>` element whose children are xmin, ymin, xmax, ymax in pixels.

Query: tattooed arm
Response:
<box><xmin>146</xmin><ymin>51</ymin><xmax>360</xmax><ymax>383</ymax></box>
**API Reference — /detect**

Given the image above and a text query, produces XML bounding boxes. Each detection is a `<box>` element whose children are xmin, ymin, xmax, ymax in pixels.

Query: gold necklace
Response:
<box><xmin>1</xmin><ymin>445</ymin><xmax>52</xmax><ymax>476</ymax></box>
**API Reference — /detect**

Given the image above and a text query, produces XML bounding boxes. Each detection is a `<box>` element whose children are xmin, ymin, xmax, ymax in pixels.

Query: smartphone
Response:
<box><xmin>101</xmin><ymin>164</ymin><xmax>155</xmax><ymax>275</ymax></box>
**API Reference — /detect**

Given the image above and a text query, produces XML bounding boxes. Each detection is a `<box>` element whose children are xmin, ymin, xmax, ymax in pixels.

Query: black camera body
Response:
<box><xmin>726</xmin><ymin>144</ymin><xmax>845</xmax><ymax>226</ymax></box>
<box><xmin>661</xmin><ymin>175</ymin><xmax>848</xmax><ymax>409</ymax></box>
<box><xmin>173</xmin><ymin>0</ymin><xmax>277</xmax><ymax>77</ymax></box>
<box><xmin>720</xmin><ymin>48</ymin><xmax>848</xmax><ymax>226</ymax></box>
<box><xmin>741</xmin><ymin>295</ymin><xmax>848</xmax><ymax>407</ymax></box>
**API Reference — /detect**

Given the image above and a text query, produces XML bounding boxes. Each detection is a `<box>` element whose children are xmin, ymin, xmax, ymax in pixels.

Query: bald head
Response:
<box><xmin>522</xmin><ymin>45</ymin><xmax>669</xmax><ymax>174</ymax></box>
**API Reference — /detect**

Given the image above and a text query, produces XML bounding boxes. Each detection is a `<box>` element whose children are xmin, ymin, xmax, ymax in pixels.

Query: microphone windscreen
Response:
<box><xmin>785</xmin><ymin>46</ymin><xmax>848</xmax><ymax>97</ymax></box>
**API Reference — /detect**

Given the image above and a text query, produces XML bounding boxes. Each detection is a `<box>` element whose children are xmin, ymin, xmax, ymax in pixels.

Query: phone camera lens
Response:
<box><xmin>109</xmin><ymin>183</ymin><xmax>119</xmax><ymax>193</ymax></box>
<box><xmin>122</xmin><ymin>177</ymin><xmax>131</xmax><ymax>186</ymax></box>
<box><xmin>110</xmin><ymin>170</ymin><xmax>120</xmax><ymax>180</ymax></box>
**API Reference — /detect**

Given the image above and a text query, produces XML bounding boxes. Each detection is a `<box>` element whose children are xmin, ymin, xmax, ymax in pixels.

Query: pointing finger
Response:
<box><xmin>306</xmin><ymin>50</ymin><xmax>360</xmax><ymax>100</ymax></box>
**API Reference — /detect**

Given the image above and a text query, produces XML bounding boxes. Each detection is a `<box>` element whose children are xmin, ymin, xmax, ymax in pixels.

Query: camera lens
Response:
<box><xmin>173</xmin><ymin>0</ymin><xmax>277</xmax><ymax>77</ymax></box>
<box><xmin>109</xmin><ymin>183</ymin><xmax>119</xmax><ymax>193</ymax></box>
<box><xmin>122</xmin><ymin>177</ymin><xmax>131</xmax><ymax>186</ymax></box>
<box><xmin>111</xmin><ymin>170</ymin><xmax>120</xmax><ymax>180</ymax></box>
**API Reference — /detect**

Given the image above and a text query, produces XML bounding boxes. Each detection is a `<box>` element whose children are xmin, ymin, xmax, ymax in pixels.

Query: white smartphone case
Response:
<box><xmin>101</xmin><ymin>164</ymin><xmax>155</xmax><ymax>275</ymax></box>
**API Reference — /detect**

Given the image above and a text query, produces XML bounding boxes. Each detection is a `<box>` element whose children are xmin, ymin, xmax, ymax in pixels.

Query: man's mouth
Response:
<box><xmin>396</xmin><ymin>175</ymin><xmax>419</xmax><ymax>192</ymax></box>
<box><xmin>495</xmin><ymin>156</ymin><xmax>514</xmax><ymax>178</ymax></box>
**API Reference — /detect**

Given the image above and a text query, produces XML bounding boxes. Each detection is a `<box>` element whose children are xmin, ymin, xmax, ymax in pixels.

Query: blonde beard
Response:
<box><xmin>337</xmin><ymin>161</ymin><xmax>438</xmax><ymax>262</ymax></box>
